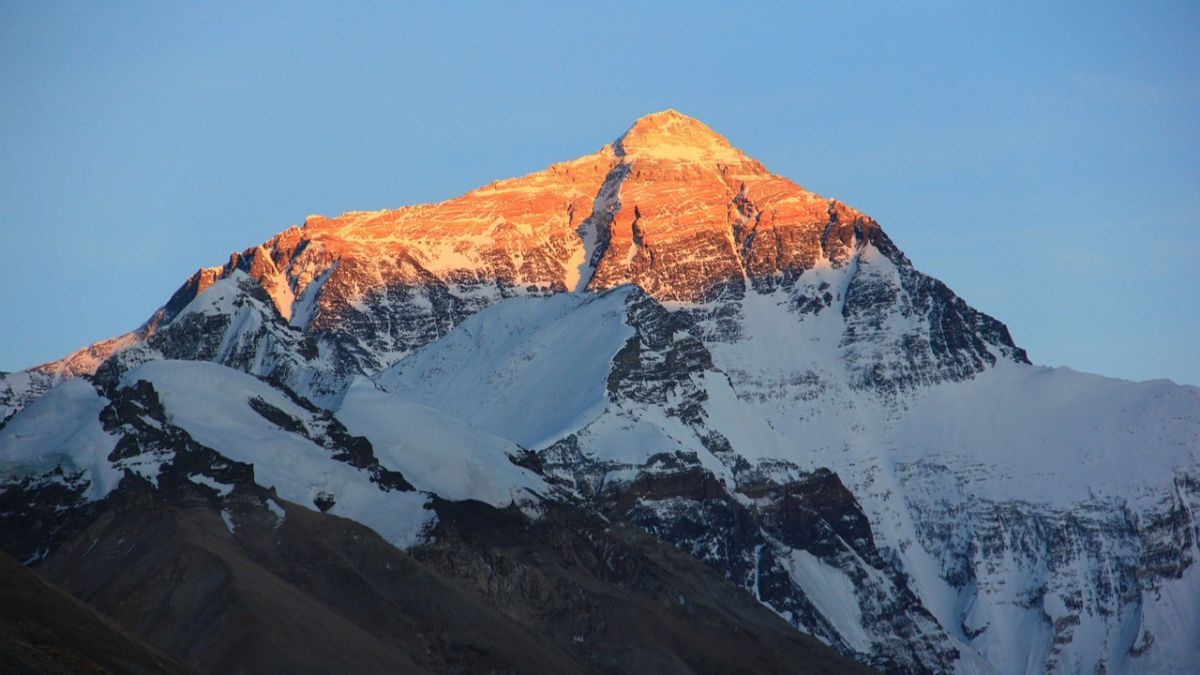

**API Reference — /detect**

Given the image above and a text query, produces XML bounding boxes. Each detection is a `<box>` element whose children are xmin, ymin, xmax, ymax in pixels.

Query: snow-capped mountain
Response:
<box><xmin>2</xmin><ymin>110</ymin><xmax>1197</xmax><ymax>674</ymax></box>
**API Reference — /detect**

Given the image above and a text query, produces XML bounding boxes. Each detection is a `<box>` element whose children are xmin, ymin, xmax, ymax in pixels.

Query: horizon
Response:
<box><xmin>1</xmin><ymin>2</ymin><xmax>1197</xmax><ymax>385</ymax></box>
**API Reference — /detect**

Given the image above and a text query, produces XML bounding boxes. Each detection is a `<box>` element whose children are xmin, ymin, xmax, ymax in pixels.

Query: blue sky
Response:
<box><xmin>1</xmin><ymin>1</ymin><xmax>1197</xmax><ymax>385</ymax></box>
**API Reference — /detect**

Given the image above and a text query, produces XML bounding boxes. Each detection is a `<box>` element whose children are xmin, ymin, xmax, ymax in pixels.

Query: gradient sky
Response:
<box><xmin>1</xmin><ymin>1</ymin><xmax>1197</xmax><ymax>385</ymax></box>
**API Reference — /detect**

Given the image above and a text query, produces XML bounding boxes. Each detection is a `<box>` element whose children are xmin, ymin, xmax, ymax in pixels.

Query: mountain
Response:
<box><xmin>2</xmin><ymin>110</ymin><xmax>1197</xmax><ymax>674</ymax></box>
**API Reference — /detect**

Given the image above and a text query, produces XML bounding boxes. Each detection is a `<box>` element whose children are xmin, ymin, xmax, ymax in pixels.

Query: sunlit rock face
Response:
<box><xmin>585</xmin><ymin>110</ymin><xmax>842</xmax><ymax>302</ymax></box>
<box><xmin>29</xmin><ymin>109</ymin><xmax>1023</xmax><ymax>395</ymax></box>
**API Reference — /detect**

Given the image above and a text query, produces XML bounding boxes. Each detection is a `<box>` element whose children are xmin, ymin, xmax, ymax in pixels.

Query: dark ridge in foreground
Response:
<box><xmin>0</xmin><ymin>550</ymin><xmax>192</xmax><ymax>675</ymax></box>
<box><xmin>10</xmin><ymin>475</ymin><xmax>870</xmax><ymax>674</ymax></box>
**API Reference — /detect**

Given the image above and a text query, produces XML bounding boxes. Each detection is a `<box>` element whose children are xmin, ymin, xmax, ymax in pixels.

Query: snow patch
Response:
<box><xmin>336</xmin><ymin>377</ymin><xmax>547</xmax><ymax>506</ymax></box>
<box><xmin>377</xmin><ymin>289</ymin><xmax>637</xmax><ymax>448</ymax></box>
<box><xmin>0</xmin><ymin>379</ymin><xmax>121</xmax><ymax>500</ymax></box>
<box><xmin>188</xmin><ymin>473</ymin><xmax>234</xmax><ymax>496</ymax></box>
<box><xmin>266</xmin><ymin>498</ymin><xmax>286</xmax><ymax>522</ymax></box>
<box><xmin>785</xmin><ymin>549</ymin><xmax>872</xmax><ymax>653</ymax></box>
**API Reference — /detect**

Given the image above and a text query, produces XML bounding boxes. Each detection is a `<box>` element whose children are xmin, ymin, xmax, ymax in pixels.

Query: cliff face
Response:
<box><xmin>17</xmin><ymin>110</ymin><xmax>1023</xmax><ymax>403</ymax></box>
<box><xmin>2</xmin><ymin>110</ymin><xmax>1197</xmax><ymax>674</ymax></box>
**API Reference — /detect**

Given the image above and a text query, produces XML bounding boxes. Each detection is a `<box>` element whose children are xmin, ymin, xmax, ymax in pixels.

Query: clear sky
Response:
<box><xmin>1</xmin><ymin>1</ymin><xmax>1197</xmax><ymax>385</ymax></box>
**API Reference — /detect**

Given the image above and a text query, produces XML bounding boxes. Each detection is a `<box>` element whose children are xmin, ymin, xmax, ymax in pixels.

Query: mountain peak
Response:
<box><xmin>614</xmin><ymin>110</ymin><xmax>747</xmax><ymax>163</ymax></box>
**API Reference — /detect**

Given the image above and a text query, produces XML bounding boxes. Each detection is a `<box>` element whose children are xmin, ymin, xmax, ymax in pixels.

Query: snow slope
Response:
<box><xmin>686</xmin><ymin>280</ymin><xmax>1200</xmax><ymax>674</ymax></box>
<box><xmin>377</xmin><ymin>288</ymin><xmax>637</xmax><ymax>448</ymax></box>
<box><xmin>890</xmin><ymin>363</ymin><xmax>1200</xmax><ymax>505</ymax></box>
<box><xmin>335</xmin><ymin>376</ymin><xmax>548</xmax><ymax>506</ymax></box>
<box><xmin>122</xmin><ymin>361</ymin><xmax>434</xmax><ymax>548</ymax></box>
<box><xmin>0</xmin><ymin>379</ymin><xmax>121</xmax><ymax>501</ymax></box>
<box><xmin>369</xmin><ymin>267</ymin><xmax>1200</xmax><ymax>673</ymax></box>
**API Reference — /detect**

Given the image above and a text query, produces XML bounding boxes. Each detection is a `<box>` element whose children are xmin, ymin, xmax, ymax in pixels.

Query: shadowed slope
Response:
<box><xmin>0</xmin><ymin>551</ymin><xmax>192</xmax><ymax>675</ymax></box>
<box><xmin>25</xmin><ymin>478</ymin><xmax>870</xmax><ymax>674</ymax></box>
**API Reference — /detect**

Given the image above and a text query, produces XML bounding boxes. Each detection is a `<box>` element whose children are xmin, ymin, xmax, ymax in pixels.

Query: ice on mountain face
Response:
<box><xmin>890</xmin><ymin>363</ymin><xmax>1200</xmax><ymax>504</ymax></box>
<box><xmin>0</xmin><ymin>370</ymin><xmax>63</xmax><ymax>426</ymax></box>
<box><xmin>1138</xmin><ymin>559</ymin><xmax>1200</xmax><ymax>673</ymax></box>
<box><xmin>690</xmin><ymin>286</ymin><xmax>1200</xmax><ymax>673</ymax></box>
<box><xmin>844</xmin><ymin>365</ymin><xmax>1200</xmax><ymax>673</ymax></box>
<box><xmin>571</xmin><ymin>163</ymin><xmax>628</xmax><ymax>293</ymax></box>
<box><xmin>785</xmin><ymin>549</ymin><xmax>872</xmax><ymax>653</ymax></box>
<box><xmin>335</xmin><ymin>377</ymin><xmax>547</xmax><ymax>507</ymax></box>
<box><xmin>97</xmin><ymin>271</ymin><xmax>355</xmax><ymax>409</ymax></box>
<box><xmin>187</xmin><ymin>473</ymin><xmax>234</xmax><ymax>496</ymax></box>
<box><xmin>373</xmin><ymin>284</ymin><xmax>798</xmax><ymax>485</ymax></box>
<box><xmin>0</xmin><ymin>379</ymin><xmax>120</xmax><ymax>501</ymax></box>
<box><xmin>266</xmin><ymin>497</ymin><xmax>286</xmax><ymax>522</ymax></box>
<box><xmin>371</xmin><ymin>285</ymin><xmax>962</xmax><ymax>669</ymax></box>
<box><xmin>377</xmin><ymin>288</ymin><xmax>638</xmax><ymax>449</ymax></box>
<box><xmin>288</xmin><ymin>265</ymin><xmax>334</xmax><ymax>329</ymax></box>
<box><xmin>122</xmin><ymin>361</ymin><xmax>434</xmax><ymax>549</ymax></box>
<box><xmin>377</xmin><ymin>245</ymin><xmax>1198</xmax><ymax>672</ymax></box>
<box><xmin>170</xmin><ymin>271</ymin><xmax>251</xmax><ymax>320</ymax></box>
